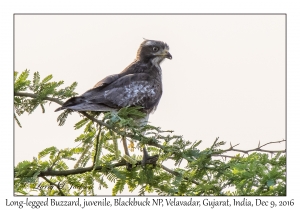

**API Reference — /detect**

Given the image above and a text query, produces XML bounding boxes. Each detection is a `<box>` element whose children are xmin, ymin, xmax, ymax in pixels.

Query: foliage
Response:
<box><xmin>14</xmin><ymin>69</ymin><xmax>78</xmax><ymax>127</ymax></box>
<box><xmin>14</xmin><ymin>70</ymin><xmax>286</xmax><ymax>196</ymax></box>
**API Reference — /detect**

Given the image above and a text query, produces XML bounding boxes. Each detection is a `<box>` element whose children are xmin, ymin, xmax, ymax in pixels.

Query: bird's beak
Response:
<box><xmin>164</xmin><ymin>51</ymin><xmax>172</xmax><ymax>60</ymax></box>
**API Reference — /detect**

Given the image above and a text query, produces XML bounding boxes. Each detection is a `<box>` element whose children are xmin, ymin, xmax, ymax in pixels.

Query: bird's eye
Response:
<box><xmin>152</xmin><ymin>47</ymin><xmax>159</xmax><ymax>52</ymax></box>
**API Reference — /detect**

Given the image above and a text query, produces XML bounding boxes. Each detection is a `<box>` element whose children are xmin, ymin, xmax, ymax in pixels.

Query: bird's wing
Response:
<box><xmin>93</xmin><ymin>74</ymin><xmax>120</xmax><ymax>88</ymax></box>
<box><xmin>92</xmin><ymin>60</ymin><xmax>146</xmax><ymax>90</ymax></box>
<box><xmin>56</xmin><ymin>73</ymin><xmax>160</xmax><ymax>112</ymax></box>
<box><xmin>54</xmin><ymin>74</ymin><xmax>120</xmax><ymax>112</ymax></box>
<box><xmin>88</xmin><ymin>73</ymin><xmax>161</xmax><ymax>109</ymax></box>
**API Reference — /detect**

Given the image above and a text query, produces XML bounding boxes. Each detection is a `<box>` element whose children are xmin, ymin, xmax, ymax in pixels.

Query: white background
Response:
<box><xmin>1</xmin><ymin>0</ymin><xmax>300</xmax><ymax>209</ymax></box>
<box><xmin>14</xmin><ymin>15</ymin><xmax>285</xmax><ymax>164</ymax></box>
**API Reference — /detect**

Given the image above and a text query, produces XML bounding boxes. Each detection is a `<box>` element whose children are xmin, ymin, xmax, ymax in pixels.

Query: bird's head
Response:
<box><xmin>136</xmin><ymin>39</ymin><xmax>172</xmax><ymax>64</ymax></box>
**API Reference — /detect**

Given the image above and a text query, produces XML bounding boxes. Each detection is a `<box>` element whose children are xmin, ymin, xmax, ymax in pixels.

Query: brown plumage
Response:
<box><xmin>55</xmin><ymin>39</ymin><xmax>172</xmax><ymax>114</ymax></box>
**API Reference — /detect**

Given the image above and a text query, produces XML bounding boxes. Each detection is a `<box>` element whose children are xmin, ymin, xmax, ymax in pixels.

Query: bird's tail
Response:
<box><xmin>54</xmin><ymin>96</ymin><xmax>83</xmax><ymax>112</ymax></box>
<box><xmin>54</xmin><ymin>107</ymin><xmax>66</xmax><ymax>112</ymax></box>
<box><xmin>54</xmin><ymin>96</ymin><xmax>117</xmax><ymax>112</ymax></box>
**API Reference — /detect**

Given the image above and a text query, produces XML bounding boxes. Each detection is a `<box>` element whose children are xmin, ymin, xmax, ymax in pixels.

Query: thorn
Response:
<box><xmin>141</xmin><ymin>147</ymin><xmax>149</xmax><ymax>168</ymax></box>
<box><xmin>258</xmin><ymin>140</ymin><xmax>260</xmax><ymax>147</ymax></box>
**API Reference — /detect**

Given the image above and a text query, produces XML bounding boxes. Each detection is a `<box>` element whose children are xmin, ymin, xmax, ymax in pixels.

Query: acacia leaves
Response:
<box><xmin>223</xmin><ymin>153</ymin><xmax>286</xmax><ymax>196</ymax></box>
<box><xmin>14</xmin><ymin>70</ymin><xmax>78</xmax><ymax>127</ymax></box>
<box><xmin>14</xmin><ymin>70</ymin><xmax>286</xmax><ymax>196</ymax></box>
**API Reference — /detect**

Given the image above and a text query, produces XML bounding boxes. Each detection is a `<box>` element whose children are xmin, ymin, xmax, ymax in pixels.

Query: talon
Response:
<box><xmin>126</xmin><ymin>162</ymin><xmax>132</xmax><ymax>171</ymax></box>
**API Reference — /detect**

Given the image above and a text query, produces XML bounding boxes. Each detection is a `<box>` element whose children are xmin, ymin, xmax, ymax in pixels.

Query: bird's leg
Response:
<box><xmin>141</xmin><ymin>144</ymin><xmax>159</xmax><ymax>168</ymax></box>
<box><xmin>137</xmin><ymin>114</ymin><xmax>158</xmax><ymax>168</ymax></box>
<box><xmin>139</xmin><ymin>115</ymin><xmax>149</xmax><ymax>168</ymax></box>
<box><xmin>141</xmin><ymin>146</ymin><xmax>149</xmax><ymax>167</ymax></box>
<box><xmin>140</xmin><ymin>131</ymin><xmax>159</xmax><ymax>168</ymax></box>
<box><xmin>121</xmin><ymin>135</ymin><xmax>132</xmax><ymax>170</ymax></box>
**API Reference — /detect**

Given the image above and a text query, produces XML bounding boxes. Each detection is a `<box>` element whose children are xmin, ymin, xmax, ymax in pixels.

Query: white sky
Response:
<box><xmin>1</xmin><ymin>0</ymin><xmax>299</xmax><ymax>202</ymax></box>
<box><xmin>15</xmin><ymin>15</ymin><xmax>285</xmax><ymax>165</ymax></box>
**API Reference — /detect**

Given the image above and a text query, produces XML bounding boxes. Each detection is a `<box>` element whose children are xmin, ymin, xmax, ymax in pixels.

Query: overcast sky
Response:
<box><xmin>14</xmin><ymin>14</ymin><xmax>286</xmax><ymax>194</ymax></box>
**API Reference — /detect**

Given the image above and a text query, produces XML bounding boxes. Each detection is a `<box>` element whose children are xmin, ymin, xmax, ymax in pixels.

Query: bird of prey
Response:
<box><xmin>55</xmin><ymin>39</ymin><xmax>172</xmax><ymax>168</ymax></box>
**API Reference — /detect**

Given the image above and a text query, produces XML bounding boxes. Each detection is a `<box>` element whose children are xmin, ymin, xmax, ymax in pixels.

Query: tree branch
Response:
<box><xmin>41</xmin><ymin>176</ymin><xmax>65</xmax><ymax>196</ymax></box>
<box><xmin>220</xmin><ymin>139</ymin><xmax>286</xmax><ymax>155</ymax></box>
<box><xmin>160</xmin><ymin>164</ymin><xmax>200</xmax><ymax>185</ymax></box>
<box><xmin>79</xmin><ymin>111</ymin><xmax>112</xmax><ymax>128</ymax></box>
<box><xmin>79</xmin><ymin>111</ymin><xmax>165</xmax><ymax>150</ymax></box>
<box><xmin>14</xmin><ymin>92</ymin><xmax>64</xmax><ymax>105</ymax></box>
<box><xmin>40</xmin><ymin>163</ymin><xmax>123</xmax><ymax>177</ymax></box>
<box><xmin>38</xmin><ymin>156</ymin><xmax>159</xmax><ymax>177</ymax></box>
<box><xmin>39</xmin><ymin>159</ymin><xmax>200</xmax><ymax>187</ymax></box>
<box><xmin>15</xmin><ymin>91</ymin><xmax>286</xmax><ymax>164</ymax></box>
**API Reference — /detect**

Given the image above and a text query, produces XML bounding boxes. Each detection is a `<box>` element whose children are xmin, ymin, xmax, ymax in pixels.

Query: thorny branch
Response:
<box><xmin>39</xmin><ymin>158</ymin><xmax>197</xmax><ymax>187</ymax></box>
<box><xmin>15</xmin><ymin>92</ymin><xmax>286</xmax><ymax>182</ymax></box>
<box><xmin>15</xmin><ymin>91</ymin><xmax>286</xmax><ymax>155</ymax></box>
<box><xmin>41</xmin><ymin>176</ymin><xmax>65</xmax><ymax>196</ymax></box>
<box><xmin>219</xmin><ymin>139</ymin><xmax>286</xmax><ymax>156</ymax></box>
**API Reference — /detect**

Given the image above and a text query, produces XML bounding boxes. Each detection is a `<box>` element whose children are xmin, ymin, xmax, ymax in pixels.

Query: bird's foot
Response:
<box><xmin>126</xmin><ymin>162</ymin><xmax>133</xmax><ymax>171</ymax></box>
<box><xmin>141</xmin><ymin>147</ymin><xmax>159</xmax><ymax>168</ymax></box>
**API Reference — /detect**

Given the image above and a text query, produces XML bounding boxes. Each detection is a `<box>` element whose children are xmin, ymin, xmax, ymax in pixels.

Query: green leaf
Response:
<box><xmin>38</xmin><ymin>146</ymin><xmax>58</xmax><ymax>159</ymax></box>
<box><xmin>112</xmin><ymin>179</ymin><xmax>126</xmax><ymax>195</ymax></box>
<box><xmin>123</xmin><ymin>154</ymin><xmax>137</xmax><ymax>165</ymax></box>
<box><xmin>41</xmin><ymin>74</ymin><xmax>53</xmax><ymax>84</ymax></box>
<box><xmin>118</xmin><ymin>106</ymin><xmax>146</xmax><ymax>119</ymax></box>
<box><xmin>32</xmin><ymin>72</ymin><xmax>40</xmax><ymax>91</ymax></box>
<box><xmin>74</xmin><ymin>118</ymin><xmax>89</xmax><ymax>130</ymax></box>
<box><xmin>57</xmin><ymin>109</ymin><xmax>72</xmax><ymax>126</ymax></box>
<box><xmin>14</xmin><ymin>69</ymin><xmax>31</xmax><ymax>91</ymax></box>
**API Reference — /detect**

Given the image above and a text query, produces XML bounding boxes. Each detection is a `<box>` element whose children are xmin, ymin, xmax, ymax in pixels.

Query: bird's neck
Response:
<box><xmin>127</xmin><ymin>58</ymin><xmax>164</xmax><ymax>77</ymax></box>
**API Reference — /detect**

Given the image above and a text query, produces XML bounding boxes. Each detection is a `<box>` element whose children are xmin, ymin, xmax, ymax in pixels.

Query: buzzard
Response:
<box><xmin>55</xmin><ymin>39</ymin><xmax>172</xmax><ymax>167</ymax></box>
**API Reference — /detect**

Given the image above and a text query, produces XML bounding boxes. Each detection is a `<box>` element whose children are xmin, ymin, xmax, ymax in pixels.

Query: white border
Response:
<box><xmin>2</xmin><ymin>0</ymin><xmax>300</xmax><ymax>209</ymax></box>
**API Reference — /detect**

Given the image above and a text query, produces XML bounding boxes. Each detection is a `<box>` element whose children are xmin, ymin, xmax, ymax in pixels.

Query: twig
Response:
<box><xmin>258</xmin><ymin>139</ymin><xmax>286</xmax><ymax>149</ymax></box>
<box><xmin>50</xmin><ymin>151</ymin><xmax>61</xmax><ymax>170</ymax></box>
<box><xmin>160</xmin><ymin>165</ymin><xmax>200</xmax><ymax>185</ymax></box>
<box><xmin>93</xmin><ymin>126</ymin><xmax>102</xmax><ymax>168</ymax></box>
<box><xmin>212</xmin><ymin>154</ymin><xmax>241</xmax><ymax>159</ymax></box>
<box><xmin>209</xmin><ymin>137</ymin><xmax>220</xmax><ymax>150</ymax></box>
<box><xmin>41</xmin><ymin>176</ymin><xmax>65</xmax><ymax>196</ymax></box>
<box><xmin>79</xmin><ymin>111</ymin><xmax>112</xmax><ymax>129</ymax></box>
<box><xmin>221</xmin><ymin>139</ymin><xmax>286</xmax><ymax>155</ymax></box>
<box><xmin>79</xmin><ymin>111</ymin><xmax>164</xmax><ymax>150</ymax></box>
<box><xmin>14</xmin><ymin>92</ymin><xmax>63</xmax><ymax>105</ymax></box>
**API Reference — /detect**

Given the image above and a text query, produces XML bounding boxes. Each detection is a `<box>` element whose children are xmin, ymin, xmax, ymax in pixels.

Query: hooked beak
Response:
<box><xmin>163</xmin><ymin>51</ymin><xmax>172</xmax><ymax>60</ymax></box>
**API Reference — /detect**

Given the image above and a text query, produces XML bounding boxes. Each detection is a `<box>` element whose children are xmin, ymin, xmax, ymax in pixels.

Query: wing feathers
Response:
<box><xmin>56</xmin><ymin>66</ymin><xmax>162</xmax><ymax>113</ymax></box>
